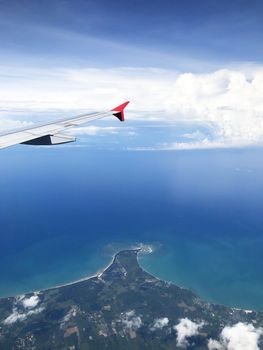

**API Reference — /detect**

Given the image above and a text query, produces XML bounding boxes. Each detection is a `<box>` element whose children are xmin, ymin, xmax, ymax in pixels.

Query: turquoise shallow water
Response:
<box><xmin>1</xmin><ymin>147</ymin><xmax>263</xmax><ymax>310</ymax></box>
<box><xmin>139</xmin><ymin>236</ymin><xmax>263</xmax><ymax>310</ymax></box>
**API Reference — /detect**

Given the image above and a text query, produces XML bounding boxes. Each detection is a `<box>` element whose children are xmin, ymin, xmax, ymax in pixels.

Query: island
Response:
<box><xmin>0</xmin><ymin>249</ymin><xmax>263</xmax><ymax>349</ymax></box>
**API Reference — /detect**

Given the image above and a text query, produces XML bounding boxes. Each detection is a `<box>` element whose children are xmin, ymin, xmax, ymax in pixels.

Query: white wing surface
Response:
<box><xmin>0</xmin><ymin>101</ymin><xmax>129</xmax><ymax>149</ymax></box>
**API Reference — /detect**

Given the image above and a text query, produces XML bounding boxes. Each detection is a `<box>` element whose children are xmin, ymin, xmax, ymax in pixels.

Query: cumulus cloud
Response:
<box><xmin>208</xmin><ymin>338</ymin><xmax>224</xmax><ymax>350</ymax></box>
<box><xmin>22</xmin><ymin>295</ymin><xmax>40</xmax><ymax>309</ymax></box>
<box><xmin>3</xmin><ymin>307</ymin><xmax>44</xmax><ymax>325</ymax></box>
<box><xmin>150</xmin><ymin>317</ymin><xmax>169</xmax><ymax>331</ymax></box>
<box><xmin>3</xmin><ymin>294</ymin><xmax>44</xmax><ymax>325</ymax></box>
<box><xmin>174</xmin><ymin>318</ymin><xmax>204</xmax><ymax>348</ymax></box>
<box><xmin>3</xmin><ymin>309</ymin><xmax>28</xmax><ymax>324</ymax></box>
<box><xmin>121</xmin><ymin>310</ymin><xmax>142</xmax><ymax>330</ymax></box>
<box><xmin>221</xmin><ymin>322</ymin><xmax>263</xmax><ymax>350</ymax></box>
<box><xmin>2</xmin><ymin>65</ymin><xmax>263</xmax><ymax>148</ymax></box>
<box><xmin>208</xmin><ymin>322</ymin><xmax>263</xmax><ymax>350</ymax></box>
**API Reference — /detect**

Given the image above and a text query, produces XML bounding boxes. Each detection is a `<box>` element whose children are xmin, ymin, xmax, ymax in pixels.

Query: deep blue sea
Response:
<box><xmin>1</xmin><ymin>146</ymin><xmax>263</xmax><ymax>310</ymax></box>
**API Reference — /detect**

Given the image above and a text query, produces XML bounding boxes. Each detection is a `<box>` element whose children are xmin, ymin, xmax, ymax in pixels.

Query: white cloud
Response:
<box><xmin>221</xmin><ymin>322</ymin><xmax>262</xmax><ymax>350</ymax></box>
<box><xmin>68</xmin><ymin>126</ymin><xmax>122</xmax><ymax>136</ymax></box>
<box><xmin>160</xmin><ymin>139</ymin><xmax>233</xmax><ymax>150</ymax></box>
<box><xmin>3</xmin><ymin>307</ymin><xmax>44</xmax><ymax>325</ymax></box>
<box><xmin>3</xmin><ymin>309</ymin><xmax>27</xmax><ymax>324</ymax></box>
<box><xmin>121</xmin><ymin>310</ymin><xmax>142</xmax><ymax>330</ymax></box>
<box><xmin>208</xmin><ymin>338</ymin><xmax>224</xmax><ymax>350</ymax></box>
<box><xmin>174</xmin><ymin>318</ymin><xmax>204</xmax><ymax>348</ymax></box>
<box><xmin>22</xmin><ymin>295</ymin><xmax>40</xmax><ymax>309</ymax></box>
<box><xmin>2</xmin><ymin>65</ymin><xmax>263</xmax><ymax>148</ymax></box>
<box><xmin>208</xmin><ymin>322</ymin><xmax>263</xmax><ymax>350</ymax></box>
<box><xmin>150</xmin><ymin>317</ymin><xmax>169</xmax><ymax>331</ymax></box>
<box><xmin>181</xmin><ymin>130</ymin><xmax>207</xmax><ymax>140</ymax></box>
<box><xmin>0</xmin><ymin>118</ymin><xmax>33</xmax><ymax>133</ymax></box>
<box><xmin>2</xmin><ymin>294</ymin><xmax>44</xmax><ymax>325</ymax></box>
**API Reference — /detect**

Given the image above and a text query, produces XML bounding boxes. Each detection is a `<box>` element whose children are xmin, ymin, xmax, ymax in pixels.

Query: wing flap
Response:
<box><xmin>22</xmin><ymin>134</ymin><xmax>76</xmax><ymax>145</ymax></box>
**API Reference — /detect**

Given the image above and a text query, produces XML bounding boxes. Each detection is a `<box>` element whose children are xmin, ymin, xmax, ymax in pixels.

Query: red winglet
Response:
<box><xmin>111</xmin><ymin>101</ymin><xmax>130</xmax><ymax>122</ymax></box>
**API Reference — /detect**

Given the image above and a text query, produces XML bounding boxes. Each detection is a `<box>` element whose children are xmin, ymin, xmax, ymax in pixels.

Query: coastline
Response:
<box><xmin>0</xmin><ymin>244</ymin><xmax>153</xmax><ymax>300</ymax></box>
<box><xmin>41</xmin><ymin>244</ymin><xmax>154</xmax><ymax>293</ymax></box>
<box><xmin>13</xmin><ymin>255</ymin><xmax>117</xmax><ymax>299</ymax></box>
<box><xmin>0</xmin><ymin>245</ymin><xmax>255</xmax><ymax>314</ymax></box>
<box><xmin>0</xmin><ymin>248</ymin><xmax>260</xmax><ymax>350</ymax></box>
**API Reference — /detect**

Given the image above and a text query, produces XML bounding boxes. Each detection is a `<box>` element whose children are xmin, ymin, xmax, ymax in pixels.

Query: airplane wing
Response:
<box><xmin>0</xmin><ymin>101</ymin><xmax>129</xmax><ymax>149</ymax></box>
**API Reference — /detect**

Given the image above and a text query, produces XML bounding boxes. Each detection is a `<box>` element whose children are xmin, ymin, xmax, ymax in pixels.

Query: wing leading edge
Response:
<box><xmin>0</xmin><ymin>101</ymin><xmax>129</xmax><ymax>149</ymax></box>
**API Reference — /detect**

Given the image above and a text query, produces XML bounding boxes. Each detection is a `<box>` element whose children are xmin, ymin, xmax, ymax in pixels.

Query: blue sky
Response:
<box><xmin>1</xmin><ymin>0</ymin><xmax>263</xmax><ymax>150</ymax></box>
<box><xmin>1</xmin><ymin>0</ymin><xmax>263</xmax><ymax>68</ymax></box>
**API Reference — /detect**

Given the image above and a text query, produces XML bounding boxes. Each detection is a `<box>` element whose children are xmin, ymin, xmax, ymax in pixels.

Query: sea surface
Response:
<box><xmin>1</xmin><ymin>146</ymin><xmax>263</xmax><ymax>310</ymax></box>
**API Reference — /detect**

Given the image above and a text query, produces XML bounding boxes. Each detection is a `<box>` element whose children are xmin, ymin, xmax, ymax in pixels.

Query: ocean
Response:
<box><xmin>1</xmin><ymin>146</ymin><xmax>263</xmax><ymax>310</ymax></box>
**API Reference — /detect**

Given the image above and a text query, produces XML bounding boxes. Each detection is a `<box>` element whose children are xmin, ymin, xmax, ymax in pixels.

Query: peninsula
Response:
<box><xmin>0</xmin><ymin>249</ymin><xmax>263</xmax><ymax>349</ymax></box>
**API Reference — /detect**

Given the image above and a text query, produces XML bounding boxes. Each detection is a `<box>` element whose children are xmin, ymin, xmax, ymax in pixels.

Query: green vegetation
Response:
<box><xmin>0</xmin><ymin>249</ymin><xmax>262</xmax><ymax>349</ymax></box>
